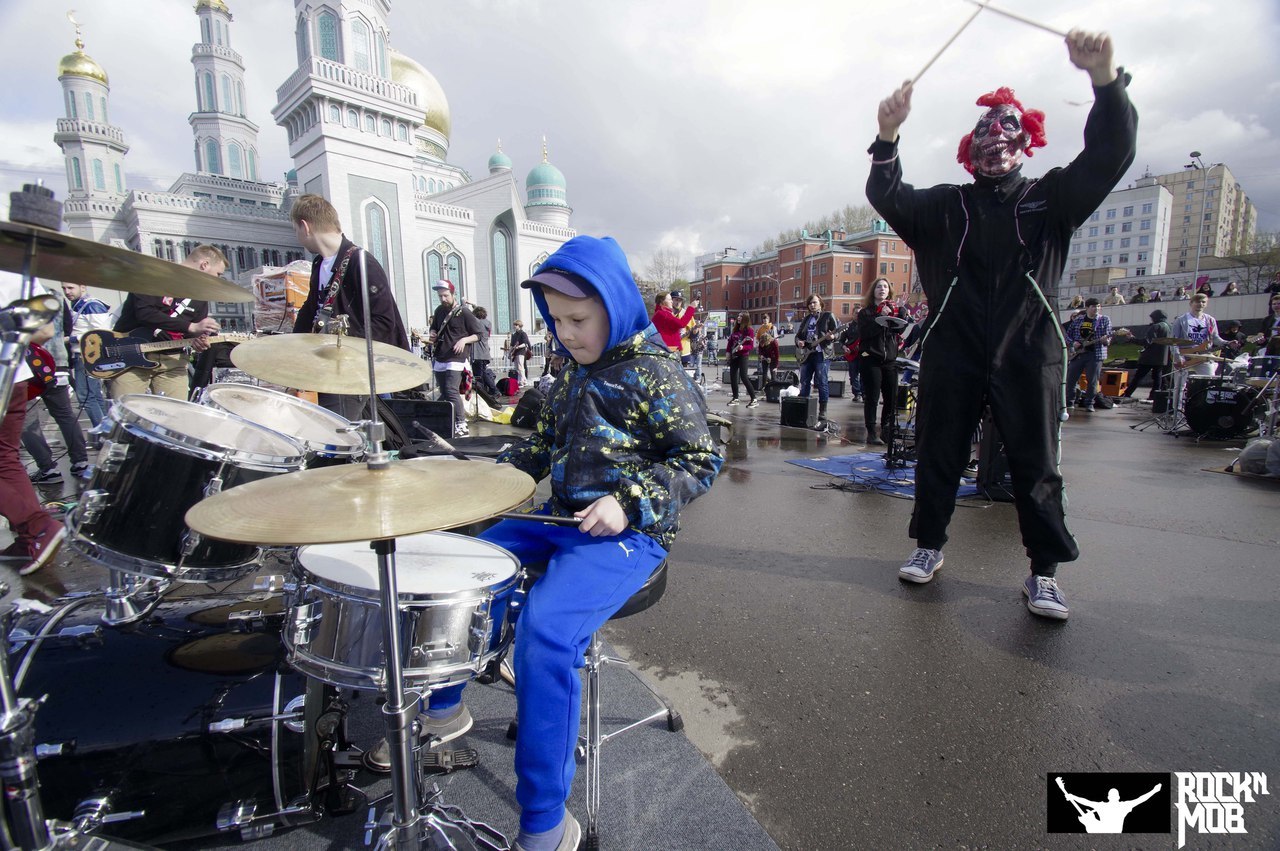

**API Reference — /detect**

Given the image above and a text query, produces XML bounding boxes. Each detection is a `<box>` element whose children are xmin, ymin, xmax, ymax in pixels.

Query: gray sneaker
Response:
<box><xmin>363</xmin><ymin>705</ymin><xmax>474</xmax><ymax>773</ymax></box>
<box><xmin>1023</xmin><ymin>574</ymin><xmax>1069</xmax><ymax>620</ymax></box>
<box><xmin>898</xmin><ymin>547</ymin><xmax>943</xmax><ymax>584</ymax></box>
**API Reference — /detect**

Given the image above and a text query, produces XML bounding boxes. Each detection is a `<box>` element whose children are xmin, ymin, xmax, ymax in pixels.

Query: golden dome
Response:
<box><xmin>195</xmin><ymin>0</ymin><xmax>232</xmax><ymax>13</ymax></box>
<box><xmin>58</xmin><ymin>41</ymin><xmax>108</xmax><ymax>85</ymax></box>
<box><xmin>389</xmin><ymin>49</ymin><xmax>450</xmax><ymax>140</ymax></box>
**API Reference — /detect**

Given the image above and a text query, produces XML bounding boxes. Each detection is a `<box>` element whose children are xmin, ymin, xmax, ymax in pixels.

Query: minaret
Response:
<box><xmin>54</xmin><ymin>12</ymin><xmax>129</xmax><ymax>200</ymax></box>
<box><xmin>488</xmin><ymin>139</ymin><xmax>513</xmax><ymax>175</ymax></box>
<box><xmin>190</xmin><ymin>0</ymin><xmax>261</xmax><ymax>180</ymax></box>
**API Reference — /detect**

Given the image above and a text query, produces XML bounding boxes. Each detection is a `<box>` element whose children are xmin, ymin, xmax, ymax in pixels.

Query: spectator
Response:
<box><xmin>1067</xmin><ymin>294</ymin><xmax>1085</xmax><ymax>310</ymax></box>
<box><xmin>1103</xmin><ymin>285</ymin><xmax>1126</xmax><ymax>305</ymax></box>
<box><xmin>1131</xmin><ymin>286</ymin><xmax>1148</xmax><ymax>303</ymax></box>
<box><xmin>469</xmin><ymin>306</ymin><xmax>499</xmax><ymax>397</ymax></box>
<box><xmin>1174</xmin><ymin>286</ymin><xmax>1189</xmax><ymax>300</ymax></box>
<box><xmin>1196</xmin><ymin>281</ymin><xmax>1214</xmax><ymax>298</ymax></box>
<box><xmin>650</xmin><ymin>291</ymin><xmax>695</xmax><ymax>352</ymax></box>
<box><xmin>506</xmin><ymin>319</ymin><xmax>531</xmax><ymax>384</ymax></box>
<box><xmin>60</xmin><ymin>281</ymin><xmax>111</xmax><ymax>435</ymax></box>
<box><xmin>1150</xmin><ymin>289</ymin><xmax>1162</xmax><ymax>302</ymax></box>
<box><xmin>1220</xmin><ymin>281</ymin><xmax>1241</xmax><ymax>296</ymax></box>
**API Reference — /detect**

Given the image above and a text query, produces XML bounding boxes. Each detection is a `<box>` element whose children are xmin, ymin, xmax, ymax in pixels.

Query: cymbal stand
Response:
<box><xmin>0</xmin><ymin>595</ymin><xmax>53</xmax><ymax>851</ymax></box>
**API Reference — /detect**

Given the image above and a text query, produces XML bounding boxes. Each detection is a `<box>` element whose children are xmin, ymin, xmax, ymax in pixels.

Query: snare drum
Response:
<box><xmin>68</xmin><ymin>396</ymin><xmax>305</xmax><ymax>582</ymax></box>
<box><xmin>200</xmin><ymin>382</ymin><xmax>364</xmax><ymax>466</ymax></box>
<box><xmin>11</xmin><ymin>593</ymin><xmax>312</xmax><ymax>845</ymax></box>
<box><xmin>285</xmin><ymin>531</ymin><xmax>521</xmax><ymax>691</ymax></box>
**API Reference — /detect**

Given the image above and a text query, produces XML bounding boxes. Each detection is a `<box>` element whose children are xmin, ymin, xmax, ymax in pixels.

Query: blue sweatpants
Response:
<box><xmin>427</xmin><ymin>518</ymin><xmax>667</xmax><ymax>833</ymax></box>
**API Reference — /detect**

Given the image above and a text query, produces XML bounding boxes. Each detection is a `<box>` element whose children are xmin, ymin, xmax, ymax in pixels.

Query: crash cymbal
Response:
<box><xmin>874</xmin><ymin>315</ymin><xmax>909</xmax><ymax>330</ymax></box>
<box><xmin>0</xmin><ymin>220</ymin><xmax>252</xmax><ymax>303</ymax></box>
<box><xmin>230</xmin><ymin>333</ymin><xmax>430</xmax><ymax>394</ymax></box>
<box><xmin>1151</xmin><ymin>337</ymin><xmax>1195</xmax><ymax>346</ymax></box>
<box><xmin>1184</xmin><ymin>352</ymin><xmax>1228</xmax><ymax>362</ymax></box>
<box><xmin>185</xmin><ymin>457</ymin><xmax>536</xmax><ymax>545</ymax></box>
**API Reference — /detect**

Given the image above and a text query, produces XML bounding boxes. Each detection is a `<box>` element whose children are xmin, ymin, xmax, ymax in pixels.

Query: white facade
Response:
<box><xmin>50</xmin><ymin>0</ymin><xmax>575</xmax><ymax>341</ymax></box>
<box><xmin>1066</xmin><ymin>180</ymin><xmax>1173</xmax><ymax>286</ymax></box>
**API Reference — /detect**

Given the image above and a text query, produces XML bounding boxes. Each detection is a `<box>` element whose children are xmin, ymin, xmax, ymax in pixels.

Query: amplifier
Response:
<box><xmin>385</xmin><ymin>398</ymin><xmax>454</xmax><ymax>440</ymax></box>
<box><xmin>780</xmin><ymin>395</ymin><xmax>818</xmax><ymax>428</ymax></box>
<box><xmin>828</xmin><ymin>378</ymin><xmax>845</xmax><ymax>398</ymax></box>
<box><xmin>764</xmin><ymin>381</ymin><xmax>791</xmax><ymax>403</ymax></box>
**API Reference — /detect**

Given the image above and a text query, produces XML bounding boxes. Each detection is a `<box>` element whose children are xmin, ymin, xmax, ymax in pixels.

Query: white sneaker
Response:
<box><xmin>453</xmin><ymin>422</ymin><xmax>469</xmax><ymax>438</ymax></box>
<box><xmin>1023</xmin><ymin>574</ymin><xmax>1069</xmax><ymax>620</ymax></box>
<box><xmin>746</xmin><ymin>398</ymin><xmax>760</xmax><ymax>408</ymax></box>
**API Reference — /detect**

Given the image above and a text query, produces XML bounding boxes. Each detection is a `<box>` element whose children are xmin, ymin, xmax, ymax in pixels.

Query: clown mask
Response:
<box><xmin>969</xmin><ymin>104</ymin><xmax>1028</xmax><ymax>177</ymax></box>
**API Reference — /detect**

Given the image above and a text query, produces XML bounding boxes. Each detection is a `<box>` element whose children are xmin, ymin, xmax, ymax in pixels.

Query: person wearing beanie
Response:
<box><xmin>1122</xmin><ymin>308</ymin><xmax>1172</xmax><ymax>401</ymax></box>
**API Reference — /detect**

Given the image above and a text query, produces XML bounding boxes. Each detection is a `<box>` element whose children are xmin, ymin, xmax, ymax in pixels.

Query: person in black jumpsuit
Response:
<box><xmin>866</xmin><ymin>30</ymin><xmax>1137</xmax><ymax>620</ymax></box>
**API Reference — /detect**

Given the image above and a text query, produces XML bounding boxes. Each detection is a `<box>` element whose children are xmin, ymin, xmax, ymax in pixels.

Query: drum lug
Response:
<box><xmin>96</xmin><ymin>440</ymin><xmax>129</xmax><ymax>474</ymax></box>
<box><xmin>73</xmin><ymin>796</ymin><xmax>145</xmax><ymax>833</ymax></box>
<box><xmin>216</xmin><ymin>800</ymin><xmax>259</xmax><ymax>832</ymax></box>
<box><xmin>290</xmin><ymin>601</ymin><xmax>321</xmax><ymax>646</ymax></box>
<box><xmin>468</xmin><ymin>607</ymin><xmax>494</xmax><ymax>661</ymax></box>
<box><xmin>204</xmin><ymin>472</ymin><xmax>225</xmax><ymax>498</ymax></box>
<box><xmin>78</xmin><ymin>489</ymin><xmax>111</xmax><ymax>525</ymax></box>
<box><xmin>252</xmin><ymin>574</ymin><xmax>287</xmax><ymax>593</ymax></box>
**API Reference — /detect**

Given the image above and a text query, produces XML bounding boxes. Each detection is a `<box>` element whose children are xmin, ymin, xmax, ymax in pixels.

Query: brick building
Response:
<box><xmin>691</xmin><ymin>220</ymin><xmax>915</xmax><ymax>328</ymax></box>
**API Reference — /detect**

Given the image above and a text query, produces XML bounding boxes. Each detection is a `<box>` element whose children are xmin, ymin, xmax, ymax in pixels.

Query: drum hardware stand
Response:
<box><xmin>101</xmin><ymin>570</ymin><xmax>167</xmax><ymax>627</ymax></box>
<box><xmin>0</xmin><ymin>596</ymin><xmax>55</xmax><ymax>851</ymax></box>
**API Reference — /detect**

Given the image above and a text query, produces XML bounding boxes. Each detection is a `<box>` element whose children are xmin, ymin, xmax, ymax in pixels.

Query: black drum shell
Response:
<box><xmin>1184</xmin><ymin>381</ymin><xmax>1261</xmax><ymax>438</ymax></box>
<box><xmin>12</xmin><ymin>594</ymin><xmax>306</xmax><ymax>845</ymax></box>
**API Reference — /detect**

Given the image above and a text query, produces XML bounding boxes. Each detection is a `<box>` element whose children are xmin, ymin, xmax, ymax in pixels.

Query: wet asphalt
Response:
<box><xmin>10</xmin><ymin>383</ymin><xmax>1280</xmax><ymax>849</ymax></box>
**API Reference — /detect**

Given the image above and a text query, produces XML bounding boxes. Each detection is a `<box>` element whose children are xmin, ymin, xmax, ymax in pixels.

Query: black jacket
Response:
<box><xmin>857</xmin><ymin>303</ymin><xmax>909</xmax><ymax>365</ymax></box>
<box><xmin>429</xmin><ymin>302</ymin><xmax>484</xmax><ymax>364</ymax></box>
<box><xmin>293</xmin><ymin>236</ymin><xmax>410</xmax><ymax>350</ymax></box>
<box><xmin>115</xmin><ymin>294</ymin><xmax>208</xmax><ymax>340</ymax></box>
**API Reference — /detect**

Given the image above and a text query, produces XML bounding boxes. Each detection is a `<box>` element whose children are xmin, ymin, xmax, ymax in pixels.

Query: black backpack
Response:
<box><xmin>511</xmin><ymin>387</ymin><xmax>545</xmax><ymax>429</ymax></box>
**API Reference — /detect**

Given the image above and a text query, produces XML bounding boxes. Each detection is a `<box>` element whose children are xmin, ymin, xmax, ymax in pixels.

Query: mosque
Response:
<box><xmin>52</xmin><ymin>0</ymin><xmax>576</xmax><ymax>337</ymax></box>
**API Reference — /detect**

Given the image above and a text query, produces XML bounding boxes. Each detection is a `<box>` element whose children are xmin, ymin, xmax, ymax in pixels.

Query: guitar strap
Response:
<box><xmin>320</xmin><ymin>246</ymin><xmax>361</xmax><ymax>313</ymax></box>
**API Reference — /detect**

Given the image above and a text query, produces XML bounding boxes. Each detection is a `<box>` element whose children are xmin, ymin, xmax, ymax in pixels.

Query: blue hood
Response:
<box><xmin>525</xmin><ymin>236</ymin><xmax>652</xmax><ymax>356</ymax></box>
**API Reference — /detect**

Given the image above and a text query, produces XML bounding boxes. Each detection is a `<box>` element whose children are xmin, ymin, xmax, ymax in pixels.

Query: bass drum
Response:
<box><xmin>10</xmin><ymin>593</ymin><xmax>316</xmax><ymax>846</ymax></box>
<box><xmin>1184</xmin><ymin>381</ymin><xmax>1261</xmax><ymax>438</ymax></box>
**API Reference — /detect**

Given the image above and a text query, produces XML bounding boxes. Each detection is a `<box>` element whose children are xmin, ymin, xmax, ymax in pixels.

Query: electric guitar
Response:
<box><xmin>81</xmin><ymin>329</ymin><xmax>253</xmax><ymax>379</ymax></box>
<box><xmin>1071</xmin><ymin>327</ymin><xmax>1131</xmax><ymax>352</ymax></box>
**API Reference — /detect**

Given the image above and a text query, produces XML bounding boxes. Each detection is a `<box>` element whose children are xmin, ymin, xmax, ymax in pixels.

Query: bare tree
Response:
<box><xmin>644</xmin><ymin>248</ymin><xmax>689</xmax><ymax>292</ymax></box>
<box><xmin>1224</xmin><ymin>231</ymin><xmax>1280</xmax><ymax>293</ymax></box>
<box><xmin>753</xmin><ymin>203</ymin><xmax>880</xmax><ymax>254</ymax></box>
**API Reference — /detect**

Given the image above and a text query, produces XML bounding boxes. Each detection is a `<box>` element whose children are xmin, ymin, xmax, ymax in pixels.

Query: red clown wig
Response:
<box><xmin>956</xmin><ymin>87</ymin><xmax>1047</xmax><ymax>175</ymax></box>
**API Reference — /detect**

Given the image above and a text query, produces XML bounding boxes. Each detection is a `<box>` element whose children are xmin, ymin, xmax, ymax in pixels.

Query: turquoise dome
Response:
<box><xmin>488</xmin><ymin>150</ymin><xmax>512</xmax><ymax>171</ymax></box>
<box><xmin>526</xmin><ymin>161</ymin><xmax>566</xmax><ymax>190</ymax></box>
<box><xmin>285</xmin><ymin>168</ymin><xmax>298</xmax><ymax>182</ymax></box>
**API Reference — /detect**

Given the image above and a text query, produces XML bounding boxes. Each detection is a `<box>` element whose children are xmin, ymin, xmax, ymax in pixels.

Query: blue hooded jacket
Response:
<box><xmin>498</xmin><ymin>235</ymin><xmax>722</xmax><ymax>549</ymax></box>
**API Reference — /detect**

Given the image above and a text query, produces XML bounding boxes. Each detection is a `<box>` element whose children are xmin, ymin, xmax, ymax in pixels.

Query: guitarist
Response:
<box><xmin>1063</xmin><ymin>297</ymin><xmax>1113</xmax><ymax>412</ymax></box>
<box><xmin>794</xmin><ymin>294</ymin><xmax>838</xmax><ymax>425</ymax></box>
<box><xmin>110</xmin><ymin>245</ymin><xmax>225</xmax><ymax>401</ymax></box>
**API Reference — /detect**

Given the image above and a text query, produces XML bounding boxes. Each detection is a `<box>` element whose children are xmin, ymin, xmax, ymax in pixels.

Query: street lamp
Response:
<box><xmin>1187</xmin><ymin>151</ymin><xmax>1209</xmax><ymax>292</ymax></box>
<box><xmin>759</xmin><ymin>274</ymin><xmax>784</xmax><ymax>328</ymax></box>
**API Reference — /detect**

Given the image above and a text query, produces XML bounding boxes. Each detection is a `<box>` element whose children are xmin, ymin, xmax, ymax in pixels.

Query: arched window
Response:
<box><xmin>380</xmin><ymin>118</ymin><xmax>392</xmax><ymax>136</ymax></box>
<box><xmin>205</xmin><ymin>140</ymin><xmax>221</xmax><ymax>174</ymax></box>
<box><xmin>84</xmin><ymin>92</ymin><xmax>95</xmax><ymax>121</ymax></box>
<box><xmin>220</xmin><ymin>75</ymin><xmax>232</xmax><ymax>113</ymax></box>
<box><xmin>236</xmin><ymin>81</ymin><xmax>245</xmax><ymax>116</ymax></box>
<box><xmin>295</xmin><ymin>15</ymin><xmax>309</xmax><ymax>64</ymax></box>
<box><xmin>113</xmin><ymin>163</ymin><xmax>123</xmax><ymax>193</ymax></box>
<box><xmin>428</xmin><ymin>178</ymin><xmax>436</xmax><ymax>193</ymax></box>
<box><xmin>346</xmin><ymin>108</ymin><xmax>358</xmax><ymax>127</ymax></box>
<box><xmin>66</xmin><ymin>91</ymin><xmax>77</xmax><ymax>119</ymax></box>
<box><xmin>447</xmin><ymin>254</ymin><xmax>464</xmax><ymax>291</ymax></box>
<box><xmin>351</xmin><ymin>18</ymin><xmax>371</xmax><ymax>73</ymax></box>
<box><xmin>248</xmin><ymin>149</ymin><xmax>257</xmax><ymax>181</ymax></box>
<box><xmin>201</xmin><ymin>17</ymin><xmax>211</xmax><ymax>44</ymax></box>
<box><xmin>215</xmin><ymin>19</ymin><xmax>224</xmax><ymax>46</ymax></box>
<box><xmin>492</xmin><ymin>226</ymin><xmax>513</xmax><ymax>330</ymax></box>
<box><xmin>100</xmin><ymin>98</ymin><xmax>107</xmax><ymax>122</ymax></box>
<box><xmin>376</xmin><ymin>32</ymin><xmax>388</xmax><ymax>77</ymax></box>
<box><xmin>396</xmin><ymin>123</ymin><xmax>408</xmax><ymax>142</ymax></box>
<box><xmin>202</xmin><ymin>73</ymin><xmax>216</xmax><ymax>112</ymax></box>
<box><xmin>329</xmin><ymin>104</ymin><xmax>340</xmax><ymax>123</ymax></box>
<box><xmin>71</xmin><ymin>158</ymin><xmax>83</xmax><ymax>190</ymax></box>
<box><xmin>425</xmin><ymin>250</ymin><xmax>443</xmax><ymax>312</ymax></box>
<box><xmin>228</xmin><ymin>143</ymin><xmax>243</xmax><ymax>179</ymax></box>
<box><xmin>92</xmin><ymin>159</ymin><xmax>105</xmax><ymax>191</ymax></box>
<box><xmin>363</xmin><ymin>200</ymin><xmax>390</xmax><ymax>275</ymax></box>
<box><xmin>363</xmin><ymin>114</ymin><xmax>375</xmax><ymax>133</ymax></box>
<box><xmin>317</xmin><ymin>10</ymin><xmax>340</xmax><ymax>62</ymax></box>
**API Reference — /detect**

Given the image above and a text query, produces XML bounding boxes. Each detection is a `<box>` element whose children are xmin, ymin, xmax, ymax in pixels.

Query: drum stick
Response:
<box><xmin>913</xmin><ymin>0</ymin><xmax>991</xmax><ymax>85</ymax></box>
<box><xmin>495</xmin><ymin>512</ymin><xmax>583</xmax><ymax>526</ymax></box>
<box><xmin>961</xmin><ymin>0</ymin><xmax>1069</xmax><ymax>38</ymax></box>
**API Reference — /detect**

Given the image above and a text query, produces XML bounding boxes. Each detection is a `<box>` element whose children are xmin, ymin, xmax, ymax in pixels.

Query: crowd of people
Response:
<box><xmin>1065</xmin><ymin>276</ymin><xmax>1276</xmax><ymax>310</ymax></box>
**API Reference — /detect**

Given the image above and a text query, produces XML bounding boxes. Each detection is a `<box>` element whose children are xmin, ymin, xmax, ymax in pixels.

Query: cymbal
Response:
<box><xmin>1151</xmin><ymin>337</ymin><xmax>1195</xmax><ymax>346</ymax></box>
<box><xmin>230</xmin><ymin>333</ymin><xmax>430</xmax><ymax>394</ymax></box>
<box><xmin>185</xmin><ymin>457</ymin><xmax>536</xmax><ymax>545</ymax></box>
<box><xmin>0</xmin><ymin>220</ymin><xmax>252</xmax><ymax>303</ymax></box>
<box><xmin>1184</xmin><ymin>352</ymin><xmax>1228</xmax><ymax>362</ymax></box>
<box><xmin>875</xmin><ymin>315</ymin><xmax>909</xmax><ymax>330</ymax></box>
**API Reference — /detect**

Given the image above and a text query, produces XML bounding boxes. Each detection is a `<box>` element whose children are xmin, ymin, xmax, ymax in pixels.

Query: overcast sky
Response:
<box><xmin>2</xmin><ymin>0</ymin><xmax>1278</xmax><ymax>276</ymax></box>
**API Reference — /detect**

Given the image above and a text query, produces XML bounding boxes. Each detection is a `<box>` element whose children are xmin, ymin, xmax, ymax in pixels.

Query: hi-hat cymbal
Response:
<box><xmin>185</xmin><ymin>457</ymin><xmax>536</xmax><ymax>545</ymax></box>
<box><xmin>875</xmin><ymin>315</ymin><xmax>909</xmax><ymax>330</ymax></box>
<box><xmin>0</xmin><ymin>220</ymin><xmax>252</xmax><ymax>303</ymax></box>
<box><xmin>1151</xmin><ymin>336</ymin><xmax>1195</xmax><ymax>346</ymax></box>
<box><xmin>230</xmin><ymin>333</ymin><xmax>430</xmax><ymax>394</ymax></box>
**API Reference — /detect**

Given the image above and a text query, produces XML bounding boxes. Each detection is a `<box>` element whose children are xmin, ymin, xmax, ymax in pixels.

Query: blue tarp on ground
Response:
<box><xmin>787</xmin><ymin>452</ymin><xmax>981</xmax><ymax>499</ymax></box>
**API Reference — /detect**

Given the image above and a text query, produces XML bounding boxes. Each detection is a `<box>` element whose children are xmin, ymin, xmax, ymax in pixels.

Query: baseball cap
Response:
<box><xmin>521</xmin><ymin>269</ymin><xmax>592</xmax><ymax>299</ymax></box>
<box><xmin>432</xmin><ymin>279</ymin><xmax>455</xmax><ymax>293</ymax></box>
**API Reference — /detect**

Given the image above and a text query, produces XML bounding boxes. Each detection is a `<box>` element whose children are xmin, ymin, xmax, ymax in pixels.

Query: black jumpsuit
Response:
<box><xmin>866</xmin><ymin>75</ymin><xmax>1137</xmax><ymax>570</ymax></box>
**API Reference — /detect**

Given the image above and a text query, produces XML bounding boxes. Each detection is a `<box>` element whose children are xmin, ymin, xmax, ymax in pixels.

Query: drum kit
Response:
<box><xmin>1131</xmin><ymin>338</ymin><xmax>1276</xmax><ymax>440</ymax></box>
<box><xmin>1</xmin><ymin>190</ymin><xmax>553</xmax><ymax>849</ymax></box>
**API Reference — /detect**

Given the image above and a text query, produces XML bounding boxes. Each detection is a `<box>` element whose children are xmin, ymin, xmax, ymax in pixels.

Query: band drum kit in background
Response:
<box><xmin>2</xmin><ymin>201</ymin><xmax>541</xmax><ymax>850</ymax></box>
<box><xmin>1170</xmin><ymin>348</ymin><xmax>1279</xmax><ymax>439</ymax></box>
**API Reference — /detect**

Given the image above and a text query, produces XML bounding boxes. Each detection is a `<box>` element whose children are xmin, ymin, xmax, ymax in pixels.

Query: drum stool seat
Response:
<box><xmin>505</xmin><ymin>559</ymin><xmax>680</xmax><ymax>849</ymax></box>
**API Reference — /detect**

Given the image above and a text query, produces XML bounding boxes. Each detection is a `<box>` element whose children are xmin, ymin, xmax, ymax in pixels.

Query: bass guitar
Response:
<box><xmin>81</xmin><ymin>329</ymin><xmax>253</xmax><ymax>379</ymax></box>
